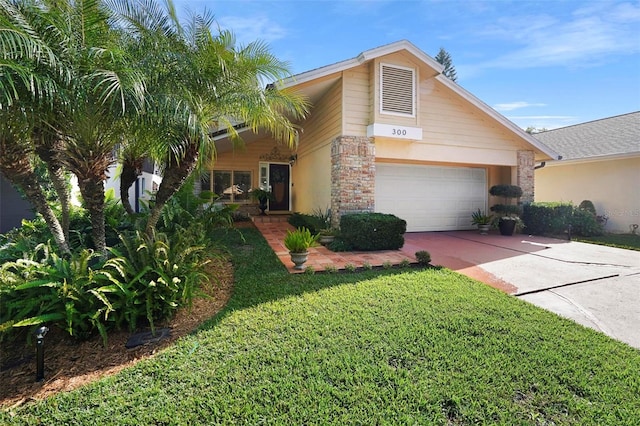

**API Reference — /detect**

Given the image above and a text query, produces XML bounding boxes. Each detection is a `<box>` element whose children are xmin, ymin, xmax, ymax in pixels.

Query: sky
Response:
<box><xmin>173</xmin><ymin>0</ymin><xmax>640</xmax><ymax>130</ymax></box>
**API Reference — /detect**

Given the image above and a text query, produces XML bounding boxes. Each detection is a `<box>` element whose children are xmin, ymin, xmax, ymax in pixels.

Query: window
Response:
<box><xmin>213</xmin><ymin>171</ymin><xmax>251</xmax><ymax>202</ymax></box>
<box><xmin>380</xmin><ymin>63</ymin><xmax>415</xmax><ymax>117</ymax></box>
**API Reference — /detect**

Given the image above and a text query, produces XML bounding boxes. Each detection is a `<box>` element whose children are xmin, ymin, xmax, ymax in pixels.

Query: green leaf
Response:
<box><xmin>12</xmin><ymin>313</ymin><xmax>65</xmax><ymax>327</ymax></box>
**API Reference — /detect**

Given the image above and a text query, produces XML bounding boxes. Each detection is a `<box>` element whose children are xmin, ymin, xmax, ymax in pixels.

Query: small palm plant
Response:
<box><xmin>284</xmin><ymin>227</ymin><xmax>319</xmax><ymax>253</ymax></box>
<box><xmin>284</xmin><ymin>227</ymin><xmax>319</xmax><ymax>270</ymax></box>
<box><xmin>471</xmin><ymin>209</ymin><xmax>492</xmax><ymax>225</ymax></box>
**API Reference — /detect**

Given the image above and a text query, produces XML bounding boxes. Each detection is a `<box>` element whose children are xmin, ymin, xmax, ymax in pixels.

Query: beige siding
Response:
<box><xmin>292</xmin><ymin>78</ymin><xmax>343</xmax><ymax>213</ymax></box>
<box><xmin>342</xmin><ymin>65</ymin><xmax>370</xmax><ymax>136</ymax></box>
<box><xmin>292</xmin><ymin>143</ymin><xmax>332</xmax><ymax>213</ymax></box>
<box><xmin>536</xmin><ymin>157</ymin><xmax>640</xmax><ymax>233</ymax></box>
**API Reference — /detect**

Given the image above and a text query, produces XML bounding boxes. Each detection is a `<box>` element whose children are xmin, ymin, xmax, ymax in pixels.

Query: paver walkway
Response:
<box><xmin>253</xmin><ymin>221</ymin><xmax>416</xmax><ymax>273</ymax></box>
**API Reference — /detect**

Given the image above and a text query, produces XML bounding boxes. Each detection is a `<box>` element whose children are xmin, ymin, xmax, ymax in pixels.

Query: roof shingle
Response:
<box><xmin>533</xmin><ymin>111</ymin><xmax>640</xmax><ymax>161</ymax></box>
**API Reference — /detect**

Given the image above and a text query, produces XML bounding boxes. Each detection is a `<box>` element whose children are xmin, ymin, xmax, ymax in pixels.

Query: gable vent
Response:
<box><xmin>380</xmin><ymin>64</ymin><xmax>415</xmax><ymax>116</ymax></box>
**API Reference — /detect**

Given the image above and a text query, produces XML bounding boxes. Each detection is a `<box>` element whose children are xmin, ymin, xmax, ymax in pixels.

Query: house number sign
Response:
<box><xmin>366</xmin><ymin>123</ymin><xmax>422</xmax><ymax>140</ymax></box>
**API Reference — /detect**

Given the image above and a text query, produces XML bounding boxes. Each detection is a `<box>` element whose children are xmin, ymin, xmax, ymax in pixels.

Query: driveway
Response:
<box><xmin>401</xmin><ymin>231</ymin><xmax>640</xmax><ymax>349</ymax></box>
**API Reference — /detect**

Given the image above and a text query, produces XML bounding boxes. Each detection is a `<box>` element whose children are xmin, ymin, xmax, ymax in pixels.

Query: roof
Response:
<box><xmin>533</xmin><ymin>111</ymin><xmax>640</xmax><ymax>161</ymax></box>
<box><xmin>280</xmin><ymin>40</ymin><xmax>560</xmax><ymax>161</ymax></box>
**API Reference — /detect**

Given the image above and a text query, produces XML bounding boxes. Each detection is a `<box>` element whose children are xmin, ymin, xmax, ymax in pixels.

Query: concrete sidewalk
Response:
<box><xmin>402</xmin><ymin>231</ymin><xmax>640</xmax><ymax>349</ymax></box>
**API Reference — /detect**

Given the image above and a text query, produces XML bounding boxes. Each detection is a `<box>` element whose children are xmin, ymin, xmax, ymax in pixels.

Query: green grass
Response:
<box><xmin>2</xmin><ymin>228</ymin><xmax>639</xmax><ymax>425</ymax></box>
<box><xmin>576</xmin><ymin>233</ymin><xmax>640</xmax><ymax>251</ymax></box>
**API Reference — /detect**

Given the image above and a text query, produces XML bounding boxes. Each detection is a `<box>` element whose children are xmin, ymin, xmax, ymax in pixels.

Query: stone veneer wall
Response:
<box><xmin>517</xmin><ymin>150</ymin><xmax>535</xmax><ymax>204</ymax></box>
<box><xmin>330</xmin><ymin>136</ymin><xmax>376</xmax><ymax>227</ymax></box>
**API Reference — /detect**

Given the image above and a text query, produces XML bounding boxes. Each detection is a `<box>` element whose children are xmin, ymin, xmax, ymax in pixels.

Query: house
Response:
<box><xmin>207</xmin><ymin>40</ymin><xmax>559</xmax><ymax>232</ymax></box>
<box><xmin>534</xmin><ymin>112</ymin><xmax>640</xmax><ymax>233</ymax></box>
<box><xmin>0</xmin><ymin>175</ymin><xmax>34</xmax><ymax>233</ymax></box>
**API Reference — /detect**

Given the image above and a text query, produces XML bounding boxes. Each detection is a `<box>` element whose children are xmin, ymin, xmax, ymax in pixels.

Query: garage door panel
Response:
<box><xmin>375</xmin><ymin>164</ymin><xmax>487</xmax><ymax>232</ymax></box>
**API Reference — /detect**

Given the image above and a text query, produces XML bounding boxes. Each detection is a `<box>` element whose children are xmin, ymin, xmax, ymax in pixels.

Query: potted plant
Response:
<box><xmin>311</xmin><ymin>207</ymin><xmax>336</xmax><ymax>245</ymax></box>
<box><xmin>250</xmin><ymin>188</ymin><xmax>273</xmax><ymax>215</ymax></box>
<box><xmin>471</xmin><ymin>209</ymin><xmax>492</xmax><ymax>234</ymax></box>
<box><xmin>284</xmin><ymin>227</ymin><xmax>319</xmax><ymax>270</ymax></box>
<box><xmin>318</xmin><ymin>228</ymin><xmax>337</xmax><ymax>245</ymax></box>
<box><xmin>489</xmin><ymin>184</ymin><xmax>523</xmax><ymax>236</ymax></box>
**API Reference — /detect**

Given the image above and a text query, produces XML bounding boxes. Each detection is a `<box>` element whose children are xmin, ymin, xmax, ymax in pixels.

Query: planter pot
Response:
<box><xmin>258</xmin><ymin>199</ymin><xmax>268</xmax><ymax>215</ymax></box>
<box><xmin>498</xmin><ymin>219</ymin><xmax>517</xmax><ymax>236</ymax></box>
<box><xmin>290</xmin><ymin>251</ymin><xmax>309</xmax><ymax>270</ymax></box>
<box><xmin>318</xmin><ymin>235</ymin><xmax>335</xmax><ymax>245</ymax></box>
<box><xmin>477</xmin><ymin>224</ymin><xmax>491</xmax><ymax>235</ymax></box>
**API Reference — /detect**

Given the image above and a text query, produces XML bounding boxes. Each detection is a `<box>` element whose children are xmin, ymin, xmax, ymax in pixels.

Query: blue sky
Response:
<box><xmin>174</xmin><ymin>0</ymin><xmax>640</xmax><ymax>130</ymax></box>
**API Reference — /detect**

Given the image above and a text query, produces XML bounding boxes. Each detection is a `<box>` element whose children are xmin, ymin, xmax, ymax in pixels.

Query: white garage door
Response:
<box><xmin>375</xmin><ymin>164</ymin><xmax>487</xmax><ymax>232</ymax></box>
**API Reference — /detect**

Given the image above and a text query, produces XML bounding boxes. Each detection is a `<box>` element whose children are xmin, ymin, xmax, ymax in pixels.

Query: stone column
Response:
<box><xmin>330</xmin><ymin>136</ymin><xmax>376</xmax><ymax>227</ymax></box>
<box><xmin>517</xmin><ymin>150</ymin><xmax>535</xmax><ymax>204</ymax></box>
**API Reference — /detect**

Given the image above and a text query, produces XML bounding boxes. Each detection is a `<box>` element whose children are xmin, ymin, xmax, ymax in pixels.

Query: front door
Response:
<box><xmin>260</xmin><ymin>162</ymin><xmax>290</xmax><ymax>211</ymax></box>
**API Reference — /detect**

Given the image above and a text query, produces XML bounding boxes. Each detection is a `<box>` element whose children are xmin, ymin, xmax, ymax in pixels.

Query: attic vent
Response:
<box><xmin>380</xmin><ymin>63</ymin><xmax>415</xmax><ymax>116</ymax></box>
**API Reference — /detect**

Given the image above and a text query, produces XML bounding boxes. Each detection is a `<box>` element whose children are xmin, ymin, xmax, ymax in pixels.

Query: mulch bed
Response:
<box><xmin>0</xmin><ymin>257</ymin><xmax>234</xmax><ymax>410</ymax></box>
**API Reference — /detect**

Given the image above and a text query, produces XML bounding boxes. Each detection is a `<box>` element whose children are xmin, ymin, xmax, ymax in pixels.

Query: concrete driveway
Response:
<box><xmin>401</xmin><ymin>231</ymin><xmax>640</xmax><ymax>349</ymax></box>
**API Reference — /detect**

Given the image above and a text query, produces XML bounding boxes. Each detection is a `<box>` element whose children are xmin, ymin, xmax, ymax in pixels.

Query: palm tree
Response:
<box><xmin>0</xmin><ymin>108</ymin><xmax>71</xmax><ymax>254</ymax></box>
<box><xmin>110</xmin><ymin>0</ymin><xmax>308</xmax><ymax>236</ymax></box>
<box><xmin>0</xmin><ymin>0</ymin><xmax>71</xmax><ymax>254</ymax></box>
<box><xmin>37</xmin><ymin>0</ymin><xmax>144</xmax><ymax>254</ymax></box>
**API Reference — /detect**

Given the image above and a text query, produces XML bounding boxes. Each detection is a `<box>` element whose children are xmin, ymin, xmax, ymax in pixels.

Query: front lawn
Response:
<box><xmin>577</xmin><ymin>233</ymin><xmax>640</xmax><ymax>251</ymax></box>
<box><xmin>2</xmin><ymin>229</ymin><xmax>639</xmax><ymax>425</ymax></box>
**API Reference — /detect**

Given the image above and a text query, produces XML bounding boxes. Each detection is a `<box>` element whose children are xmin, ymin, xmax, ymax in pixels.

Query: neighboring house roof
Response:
<box><xmin>279</xmin><ymin>40</ymin><xmax>560</xmax><ymax>161</ymax></box>
<box><xmin>533</xmin><ymin>111</ymin><xmax>640</xmax><ymax>162</ymax></box>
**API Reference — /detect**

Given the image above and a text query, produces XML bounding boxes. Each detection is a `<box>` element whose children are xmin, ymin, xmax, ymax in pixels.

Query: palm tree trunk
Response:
<box><xmin>0</xmin><ymin>139</ymin><xmax>70</xmax><ymax>255</ymax></box>
<box><xmin>77</xmin><ymin>177</ymin><xmax>107</xmax><ymax>255</ymax></box>
<box><xmin>145</xmin><ymin>143</ymin><xmax>198</xmax><ymax>236</ymax></box>
<box><xmin>34</xmin><ymin>130</ymin><xmax>70</xmax><ymax>242</ymax></box>
<box><xmin>120</xmin><ymin>156</ymin><xmax>144</xmax><ymax>215</ymax></box>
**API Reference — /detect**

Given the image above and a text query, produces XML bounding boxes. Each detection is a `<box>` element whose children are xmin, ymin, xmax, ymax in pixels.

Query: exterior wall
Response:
<box><xmin>373</xmin><ymin>75</ymin><xmax>530</xmax><ymax>166</ymax></box>
<box><xmin>535</xmin><ymin>156</ymin><xmax>640</xmax><ymax>233</ymax></box>
<box><xmin>210</xmin><ymin>138</ymin><xmax>293</xmax><ymax>191</ymax></box>
<box><xmin>343</xmin><ymin>64</ymin><xmax>371</xmax><ymax>136</ymax></box>
<box><xmin>292</xmin><ymin>143</ymin><xmax>332</xmax><ymax>214</ymax></box>
<box><xmin>330</xmin><ymin>136</ymin><xmax>375</xmax><ymax>226</ymax></box>
<box><xmin>292</xmin><ymin>79</ymin><xmax>343</xmax><ymax>213</ymax></box>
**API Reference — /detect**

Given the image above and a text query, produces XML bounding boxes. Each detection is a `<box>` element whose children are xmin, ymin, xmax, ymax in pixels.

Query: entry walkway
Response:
<box><xmin>253</xmin><ymin>221</ymin><xmax>416</xmax><ymax>273</ymax></box>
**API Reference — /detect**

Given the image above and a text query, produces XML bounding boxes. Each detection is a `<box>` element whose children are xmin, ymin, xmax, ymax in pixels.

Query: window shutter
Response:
<box><xmin>380</xmin><ymin>64</ymin><xmax>415</xmax><ymax>116</ymax></box>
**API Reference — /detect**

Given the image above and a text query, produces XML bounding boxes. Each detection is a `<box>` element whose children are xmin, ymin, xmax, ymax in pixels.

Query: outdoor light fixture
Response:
<box><xmin>35</xmin><ymin>325</ymin><xmax>49</xmax><ymax>382</ymax></box>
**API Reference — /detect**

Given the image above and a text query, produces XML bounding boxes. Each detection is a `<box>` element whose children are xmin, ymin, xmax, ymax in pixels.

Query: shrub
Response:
<box><xmin>288</xmin><ymin>213</ymin><xmax>324</xmax><ymax>234</ymax></box>
<box><xmin>489</xmin><ymin>185</ymin><xmax>523</xmax><ymax>218</ymax></box>
<box><xmin>522</xmin><ymin>202</ymin><xmax>573</xmax><ymax>236</ymax></box>
<box><xmin>415</xmin><ymin>250</ymin><xmax>431</xmax><ymax>265</ymax></box>
<box><xmin>339</xmin><ymin>213</ymin><xmax>406</xmax><ymax>251</ymax></box>
<box><xmin>578</xmin><ymin>200</ymin><xmax>597</xmax><ymax>216</ymax></box>
<box><xmin>0</xmin><ymin>226</ymin><xmax>213</xmax><ymax>345</ymax></box>
<box><xmin>571</xmin><ymin>209</ymin><xmax>604</xmax><ymax>237</ymax></box>
<box><xmin>489</xmin><ymin>184</ymin><xmax>523</xmax><ymax>199</ymax></box>
<box><xmin>327</xmin><ymin>238</ymin><xmax>352</xmax><ymax>252</ymax></box>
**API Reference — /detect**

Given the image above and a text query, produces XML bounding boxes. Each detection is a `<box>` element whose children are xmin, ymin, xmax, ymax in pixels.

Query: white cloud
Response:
<box><xmin>217</xmin><ymin>15</ymin><xmax>288</xmax><ymax>46</ymax></box>
<box><xmin>493</xmin><ymin>101</ymin><xmax>546</xmax><ymax>111</ymax></box>
<box><xmin>473</xmin><ymin>1</ymin><xmax>640</xmax><ymax>70</ymax></box>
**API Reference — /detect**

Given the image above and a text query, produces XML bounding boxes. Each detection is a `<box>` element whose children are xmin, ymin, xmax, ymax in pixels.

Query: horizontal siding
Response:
<box><xmin>343</xmin><ymin>65</ymin><xmax>370</xmax><ymax>136</ymax></box>
<box><xmin>298</xmin><ymin>79</ymin><xmax>342</xmax><ymax>157</ymax></box>
<box><xmin>293</xmin><ymin>77</ymin><xmax>342</xmax><ymax>213</ymax></box>
<box><xmin>419</xmin><ymin>79</ymin><xmax>524</xmax><ymax>151</ymax></box>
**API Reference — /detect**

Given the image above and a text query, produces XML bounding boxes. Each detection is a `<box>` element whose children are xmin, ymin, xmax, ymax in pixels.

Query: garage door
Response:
<box><xmin>375</xmin><ymin>164</ymin><xmax>487</xmax><ymax>232</ymax></box>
